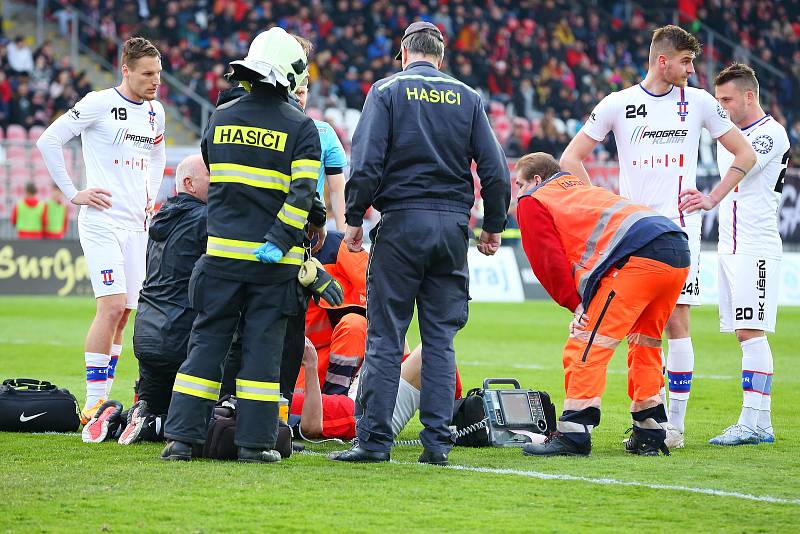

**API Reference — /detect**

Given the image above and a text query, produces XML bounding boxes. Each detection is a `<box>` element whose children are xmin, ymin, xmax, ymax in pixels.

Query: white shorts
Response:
<box><xmin>676</xmin><ymin>224</ymin><xmax>701</xmax><ymax>306</ymax></box>
<box><xmin>718</xmin><ymin>254</ymin><xmax>780</xmax><ymax>333</ymax></box>
<box><xmin>79</xmin><ymin>219</ymin><xmax>147</xmax><ymax>309</ymax></box>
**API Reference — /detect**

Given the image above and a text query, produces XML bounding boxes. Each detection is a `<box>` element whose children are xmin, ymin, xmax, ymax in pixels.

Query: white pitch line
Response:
<box><xmin>301</xmin><ymin>450</ymin><xmax>799</xmax><ymax>505</ymax></box>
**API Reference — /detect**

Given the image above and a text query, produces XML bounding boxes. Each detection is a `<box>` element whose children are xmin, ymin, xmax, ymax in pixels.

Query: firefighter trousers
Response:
<box><xmin>164</xmin><ymin>270</ymin><xmax>297</xmax><ymax>450</ymax></box>
<box><xmin>559</xmin><ymin>239</ymin><xmax>689</xmax><ymax>445</ymax></box>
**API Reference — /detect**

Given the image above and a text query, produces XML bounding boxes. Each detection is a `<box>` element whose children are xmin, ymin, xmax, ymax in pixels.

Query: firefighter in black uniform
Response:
<box><xmin>331</xmin><ymin>22</ymin><xmax>511</xmax><ymax>465</ymax></box>
<box><xmin>162</xmin><ymin>27</ymin><xmax>322</xmax><ymax>464</ymax></box>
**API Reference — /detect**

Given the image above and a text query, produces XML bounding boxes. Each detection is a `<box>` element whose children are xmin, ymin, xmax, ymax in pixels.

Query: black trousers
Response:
<box><xmin>134</xmin><ymin>355</ymin><xmax>181</xmax><ymax>416</ymax></box>
<box><xmin>221</xmin><ymin>310</ymin><xmax>307</xmax><ymax>403</ymax></box>
<box><xmin>164</xmin><ymin>269</ymin><xmax>297</xmax><ymax>449</ymax></box>
<box><xmin>355</xmin><ymin>209</ymin><xmax>470</xmax><ymax>453</ymax></box>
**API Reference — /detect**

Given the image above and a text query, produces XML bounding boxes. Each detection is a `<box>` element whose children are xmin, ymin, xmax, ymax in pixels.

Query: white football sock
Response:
<box><xmin>85</xmin><ymin>352</ymin><xmax>110</xmax><ymax>410</ymax></box>
<box><xmin>739</xmin><ymin>337</ymin><xmax>770</xmax><ymax>430</ymax></box>
<box><xmin>390</xmin><ymin>378</ymin><xmax>420</xmax><ymax>438</ymax></box>
<box><xmin>106</xmin><ymin>344</ymin><xmax>123</xmax><ymax>397</ymax></box>
<box><xmin>738</xmin><ymin>336</ymin><xmax>773</xmax><ymax>432</ymax></box>
<box><xmin>758</xmin><ymin>395</ymin><xmax>773</xmax><ymax>433</ymax></box>
<box><xmin>666</xmin><ymin>337</ymin><xmax>694</xmax><ymax>433</ymax></box>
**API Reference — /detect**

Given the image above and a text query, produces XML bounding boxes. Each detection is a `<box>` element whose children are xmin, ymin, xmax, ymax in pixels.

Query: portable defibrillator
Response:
<box><xmin>451</xmin><ymin>378</ymin><xmax>557</xmax><ymax>448</ymax></box>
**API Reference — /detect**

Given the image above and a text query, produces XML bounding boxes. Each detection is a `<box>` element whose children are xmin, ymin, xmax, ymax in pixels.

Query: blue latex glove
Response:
<box><xmin>253</xmin><ymin>241</ymin><xmax>284</xmax><ymax>263</ymax></box>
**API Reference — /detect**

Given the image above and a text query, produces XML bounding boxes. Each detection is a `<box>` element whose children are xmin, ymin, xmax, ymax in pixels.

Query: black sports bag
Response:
<box><xmin>0</xmin><ymin>379</ymin><xmax>81</xmax><ymax>432</ymax></box>
<box><xmin>203</xmin><ymin>396</ymin><xmax>293</xmax><ymax>459</ymax></box>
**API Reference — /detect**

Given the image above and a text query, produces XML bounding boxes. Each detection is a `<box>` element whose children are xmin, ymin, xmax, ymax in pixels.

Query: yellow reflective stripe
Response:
<box><xmin>277</xmin><ymin>247</ymin><xmax>304</xmax><ymax>266</ymax></box>
<box><xmin>283</xmin><ymin>204</ymin><xmax>309</xmax><ymax>218</ymax></box>
<box><xmin>208</xmin><ymin>236</ymin><xmax>262</xmax><ymax>248</ymax></box>
<box><xmin>291</xmin><ymin>159</ymin><xmax>321</xmax><ymax>169</ymax></box>
<box><xmin>210</xmin><ymin>176</ymin><xmax>289</xmax><ymax>193</ymax></box>
<box><xmin>173</xmin><ymin>373</ymin><xmax>221</xmax><ymax>401</ymax></box>
<box><xmin>207</xmin><ymin>248</ymin><xmax>258</xmax><ymax>262</ymax></box>
<box><xmin>278</xmin><ymin>204</ymin><xmax>308</xmax><ymax>230</ymax></box>
<box><xmin>236</xmin><ymin>378</ymin><xmax>281</xmax><ymax>402</ymax></box>
<box><xmin>237</xmin><ymin>379</ymin><xmax>280</xmax><ymax>389</ymax></box>
<box><xmin>207</xmin><ymin>237</ymin><xmax>304</xmax><ymax>265</ymax></box>
<box><xmin>291</xmin><ymin>159</ymin><xmax>321</xmax><ymax>181</ymax></box>
<box><xmin>211</xmin><ymin>162</ymin><xmax>291</xmax><ymax>179</ymax></box>
<box><xmin>173</xmin><ymin>384</ymin><xmax>218</xmax><ymax>400</ymax></box>
<box><xmin>376</xmin><ymin>74</ymin><xmax>478</xmax><ymax>93</ymax></box>
<box><xmin>176</xmin><ymin>373</ymin><xmax>221</xmax><ymax>389</ymax></box>
<box><xmin>209</xmin><ymin>163</ymin><xmax>291</xmax><ymax>191</ymax></box>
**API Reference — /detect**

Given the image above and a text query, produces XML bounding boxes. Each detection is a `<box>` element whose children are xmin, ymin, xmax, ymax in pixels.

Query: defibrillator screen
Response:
<box><xmin>498</xmin><ymin>391</ymin><xmax>534</xmax><ymax>426</ymax></box>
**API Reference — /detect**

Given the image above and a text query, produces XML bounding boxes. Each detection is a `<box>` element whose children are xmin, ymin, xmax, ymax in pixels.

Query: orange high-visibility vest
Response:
<box><xmin>305</xmin><ymin>236</ymin><xmax>368</xmax><ymax>349</ymax></box>
<box><xmin>529</xmin><ymin>173</ymin><xmax>663</xmax><ymax>298</ymax></box>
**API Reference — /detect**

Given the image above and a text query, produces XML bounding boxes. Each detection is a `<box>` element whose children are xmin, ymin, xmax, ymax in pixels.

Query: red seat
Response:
<box><xmin>28</xmin><ymin>126</ymin><xmax>46</xmax><ymax>142</ymax></box>
<box><xmin>7</xmin><ymin>145</ymin><xmax>27</xmax><ymax>162</ymax></box>
<box><xmin>7</xmin><ymin>124</ymin><xmax>27</xmax><ymax>143</ymax></box>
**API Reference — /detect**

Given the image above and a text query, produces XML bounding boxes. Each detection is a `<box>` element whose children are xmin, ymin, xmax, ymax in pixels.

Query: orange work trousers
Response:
<box><xmin>563</xmin><ymin>256</ymin><xmax>689</xmax><ymax>413</ymax></box>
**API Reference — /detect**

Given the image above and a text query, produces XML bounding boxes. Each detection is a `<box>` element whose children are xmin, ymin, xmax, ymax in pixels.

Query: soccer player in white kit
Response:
<box><xmin>36</xmin><ymin>38</ymin><xmax>166</xmax><ymax>423</ymax></box>
<box><xmin>701</xmin><ymin>64</ymin><xmax>789</xmax><ymax>446</ymax></box>
<box><xmin>560</xmin><ymin>25</ymin><xmax>756</xmax><ymax>449</ymax></box>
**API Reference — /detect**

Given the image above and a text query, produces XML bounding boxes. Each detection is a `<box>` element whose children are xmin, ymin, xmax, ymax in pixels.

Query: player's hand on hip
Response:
<box><xmin>678</xmin><ymin>188</ymin><xmax>717</xmax><ymax>213</ymax></box>
<box><xmin>344</xmin><ymin>224</ymin><xmax>363</xmax><ymax>252</ymax></box>
<box><xmin>307</xmin><ymin>223</ymin><xmax>327</xmax><ymax>254</ymax></box>
<box><xmin>477</xmin><ymin>230</ymin><xmax>501</xmax><ymax>256</ymax></box>
<box><xmin>253</xmin><ymin>241</ymin><xmax>284</xmax><ymax>263</ymax></box>
<box><xmin>72</xmin><ymin>188</ymin><xmax>112</xmax><ymax>210</ymax></box>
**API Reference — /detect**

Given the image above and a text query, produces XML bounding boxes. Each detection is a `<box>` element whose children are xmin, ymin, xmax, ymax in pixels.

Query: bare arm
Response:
<box><xmin>299</xmin><ymin>338</ymin><xmax>324</xmax><ymax>439</ymax></box>
<box><xmin>559</xmin><ymin>131</ymin><xmax>597</xmax><ymax>185</ymax></box>
<box><xmin>326</xmin><ymin>172</ymin><xmax>346</xmax><ymax>231</ymax></box>
<box><xmin>679</xmin><ymin>127</ymin><xmax>757</xmax><ymax>212</ymax></box>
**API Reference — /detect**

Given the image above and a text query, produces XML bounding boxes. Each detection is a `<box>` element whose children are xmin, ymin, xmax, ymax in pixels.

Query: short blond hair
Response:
<box><xmin>516</xmin><ymin>152</ymin><xmax>561</xmax><ymax>182</ymax></box>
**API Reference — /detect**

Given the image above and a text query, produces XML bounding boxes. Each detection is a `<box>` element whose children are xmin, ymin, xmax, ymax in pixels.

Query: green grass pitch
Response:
<box><xmin>1</xmin><ymin>296</ymin><xmax>799</xmax><ymax>532</ymax></box>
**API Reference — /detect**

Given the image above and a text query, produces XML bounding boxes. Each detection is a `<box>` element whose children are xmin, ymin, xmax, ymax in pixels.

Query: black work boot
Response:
<box><xmin>522</xmin><ymin>432</ymin><xmax>591</xmax><ymax>457</ymax></box>
<box><xmin>329</xmin><ymin>445</ymin><xmax>390</xmax><ymax>463</ymax></box>
<box><xmin>623</xmin><ymin>427</ymin><xmax>670</xmax><ymax>456</ymax></box>
<box><xmin>161</xmin><ymin>440</ymin><xmax>193</xmax><ymax>461</ymax></box>
<box><xmin>418</xmin><ymin>448</ymin><xmax>449</xmax><ymax>466</ymax></box>
<box><xmin>237</xmin><ymin>447</ymin><xmax>281</xmax><ymax>464</ymax></box>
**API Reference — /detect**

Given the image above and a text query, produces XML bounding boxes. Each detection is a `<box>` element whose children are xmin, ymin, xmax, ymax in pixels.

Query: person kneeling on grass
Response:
<box><xmin>515</xmin><ymin>153</ymin><xmax>691</xmax><ymax>457</ymax></box>
<box><xmin>82</xmin><ymin>155</ymin><xmax>209</xmax><ymax>444</ymax></box>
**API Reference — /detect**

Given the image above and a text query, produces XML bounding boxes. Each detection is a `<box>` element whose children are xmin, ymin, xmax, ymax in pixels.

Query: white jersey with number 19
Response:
<box><xmin>716</xmin><ymin>115</ymin><xmax>790</xmax><ymax>259</ymax></box>
<box><xmin>582</xmin><ymin>84</ymin><xmax>733</xmax><ymax>228</ymax></box>
<box><xmin>57</xmin><ymin>87</ymin><xmax>166</xmax><ymax>230</ymax></box>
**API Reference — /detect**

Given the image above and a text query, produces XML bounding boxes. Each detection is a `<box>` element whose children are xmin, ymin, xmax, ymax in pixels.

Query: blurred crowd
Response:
<box><xmin>0</xmin><ymin>30</ymin><xmax>91</xmax><ymax>132</ymax></box>
<box><xmin>21</xmin><ymin>0</ymin><xmax>799</xmax><ymax>164</ymax></box>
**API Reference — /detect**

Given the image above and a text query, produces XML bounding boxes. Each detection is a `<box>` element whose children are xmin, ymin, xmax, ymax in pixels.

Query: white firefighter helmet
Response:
<box><xmin>230</xmin><ymin>27</ymin><xmax>309</xmax><ymax>91</ymax></box>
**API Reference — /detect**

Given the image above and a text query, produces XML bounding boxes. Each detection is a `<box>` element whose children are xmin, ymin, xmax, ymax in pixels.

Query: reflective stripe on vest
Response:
<box><xmin>45</xmin><ymin>200</ymin><xmax>66</xmax><ymax>234</ymax></box>
<box><xmin>209</xmin><ymin>162</ymin><xmax>291</xmax><ymax>193</ymax></box>
<box><xmin>173</xmin><ymin>373</ymin><xmax>221</xmax><ymax>401</ymax></box>
<box><xmin>531</xmin><ymin>175</ymin><xmax>661</xmax><ymax>298</ymax></box>
<box><xmin>206</xmin><ymin>236</ymin><xmax>304</xmax><ymax>265</ymax></box>
<box><xmin>15</xmin><ymin>200</ymin><xmax>45</xmax><ymax>233</ymax></box>
<box><xmin>235</xmin><ymin>378</ymin><xmax>280</xmax><ymax>402</ymax></box>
